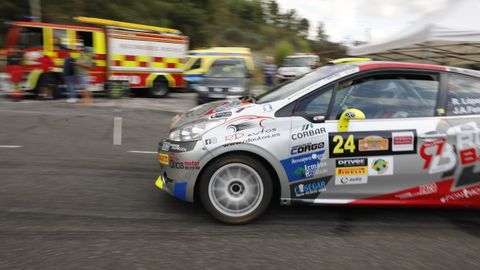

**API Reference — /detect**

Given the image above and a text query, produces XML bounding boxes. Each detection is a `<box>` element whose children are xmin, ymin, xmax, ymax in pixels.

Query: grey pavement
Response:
<box><xmin>0</xmin><ymin>95</ymin><xmax>479</xmax><ymax>269</ymax></box>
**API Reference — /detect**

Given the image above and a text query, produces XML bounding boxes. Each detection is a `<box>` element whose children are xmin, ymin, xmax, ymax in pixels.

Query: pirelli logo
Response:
<box><xmin>336</xmin><ymin>167</ymin><xmax>368</xmax><ymax>176</ymax></box>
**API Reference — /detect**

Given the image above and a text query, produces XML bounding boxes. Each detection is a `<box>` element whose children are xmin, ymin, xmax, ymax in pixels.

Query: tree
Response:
<box><xmin>297</xmin><ymin>18</ymin><xmax>310</xmax><ymax>38</ymax></box>
<box><xmin>266</xmin><ymin>0</ymin><xmax>279</xmax><ymax>25</ymax></box>
<box><xmin>316</xmin><ymin>22</ymin><xmax>329</xmax><ymax>42</ymax></box>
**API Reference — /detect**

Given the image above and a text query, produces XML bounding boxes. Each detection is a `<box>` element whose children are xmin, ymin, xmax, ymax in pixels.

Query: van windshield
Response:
<box><xmin>256</xmin><ymin>64</ymin><xmax>356</xmax><ymax>104</ymax></box>
<box><xmin>207</xmin><ymin>62</ymin><xmax>246</xmax><ymax>78</ymax></box>
<box><xmin>282</xmin><ymin>57</ymin><xmax>317</xmax><ymax>67</ymax></box>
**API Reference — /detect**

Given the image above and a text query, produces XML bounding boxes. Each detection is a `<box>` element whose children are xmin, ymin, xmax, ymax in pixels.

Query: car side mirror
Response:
<box><xmin>338</xmin><ymin>108</ymin><xmax>365</xmax><ymax>132</ymax></box>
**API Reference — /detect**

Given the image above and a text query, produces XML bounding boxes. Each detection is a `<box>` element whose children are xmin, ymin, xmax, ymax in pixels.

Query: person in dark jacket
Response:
<box><xmin>63</xmin><ymin>49</ymin><xmax>77</xmax><ymax>103</ymax></box>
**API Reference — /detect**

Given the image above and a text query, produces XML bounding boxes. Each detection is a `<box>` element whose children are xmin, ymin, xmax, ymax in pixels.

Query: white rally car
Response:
<box><xmin>157</xmin><ymin>60</ymin><xmax>480</xmax><ymax>224</ymax></box>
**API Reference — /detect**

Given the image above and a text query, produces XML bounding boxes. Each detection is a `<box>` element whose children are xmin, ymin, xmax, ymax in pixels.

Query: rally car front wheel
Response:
<box><xmin>199</xmin><ymin>155</ymin><xmax>273</xmax><ymax>224</ymax></box>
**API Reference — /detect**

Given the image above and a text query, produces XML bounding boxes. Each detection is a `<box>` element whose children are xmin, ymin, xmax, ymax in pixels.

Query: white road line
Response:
<box><xmin>113</xmin><ymin>117</ymin><xmax>122</xmax><ymax>145</ymax></box>
<box><xmin>0</xmin><ymin>145</ymin><xmax>23</xmax><ymax>148</ymax></box>
<box><xmin>128</xmin><ymin>150</ymin><xmax>157</xmax><ymax>154</ymax></box>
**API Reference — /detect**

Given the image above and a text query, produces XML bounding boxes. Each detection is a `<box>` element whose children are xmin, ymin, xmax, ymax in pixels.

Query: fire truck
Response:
<box><xmin>0</xmin><ymin>17</ymin><xmax>189</xmax><ymax>97</ymax></box>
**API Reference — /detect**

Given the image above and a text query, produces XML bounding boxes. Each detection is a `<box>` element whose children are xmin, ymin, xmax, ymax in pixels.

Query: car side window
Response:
<box><xmin>329</xmin><ymin>73</ymin><xmax>439</xmax><ymax>120</ymax></box>
<box><xmin>190</xmin><ymin>58</ymin><xmax>202</xmax><ymax>70</ymax></box>
<box><xmin>446</xmin><ymin>74</ymin><xmax>480</xmax><ymax>116</ymax></box>
<box><xmin>294</xmin><ymin>86</ymin><xmax>334</xmax><ymax>116</ymax></box>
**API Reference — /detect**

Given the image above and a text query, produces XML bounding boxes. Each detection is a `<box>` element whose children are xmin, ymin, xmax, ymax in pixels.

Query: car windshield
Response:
<box><xmin>256</xmin><ymin>64</ymin><xmax>356</xmax><ymax>104</ymax></box>
<box><xmin>207</xmin><ymin>62</ymin><xmax>246</xmax><ymax>78</ymax></box>
<box><xmin>282</xmin><ymin>57</ymin><xmax>316</xmax><ymax>67</ymax></box>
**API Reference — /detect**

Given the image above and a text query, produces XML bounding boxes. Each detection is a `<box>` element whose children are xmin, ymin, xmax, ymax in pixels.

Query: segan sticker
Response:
<box><xmin>368</xmin><ymin>156</ymin><xmax>394</xmax><ymax>176</ymax></box>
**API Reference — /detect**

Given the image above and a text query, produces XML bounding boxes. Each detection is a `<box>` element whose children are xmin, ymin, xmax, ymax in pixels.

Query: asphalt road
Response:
<box><xmin>1</xmin><ymin>96</ymin><xmax>480</xmax><ymax>270</ymax></box>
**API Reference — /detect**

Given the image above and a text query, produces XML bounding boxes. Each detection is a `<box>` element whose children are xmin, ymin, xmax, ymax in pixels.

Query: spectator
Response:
<box><xmin>63</xmin><ymin>48</ymin><xmax>77</xmax><ymax>103</ymax></box>
<box><xmin>263</xmin><ymin>56</ymin><xmax>277</xmax><ymax>89</ymax></box>
<box><xmin>75</xmin><ymin>47</ymin><xmax>93</xmax><ymax>103</ymax></box>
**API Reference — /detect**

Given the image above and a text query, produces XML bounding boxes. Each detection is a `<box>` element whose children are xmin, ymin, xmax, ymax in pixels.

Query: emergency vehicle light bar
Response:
<box><xmin>73</xmin><ymin>16</ymin><xmax>181</xmax><ymax>35</ymax></box>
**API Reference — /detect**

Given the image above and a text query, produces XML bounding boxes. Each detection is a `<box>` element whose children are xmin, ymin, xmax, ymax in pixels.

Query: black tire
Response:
<box><xmin>150</xmin><ymin>80</ymin><xmax>169</xmax><ymax>98</ymax></box>
<box><xmin>199</xmin><ymin>154</ymin><xmax>273</xmax><ymax>224</ymax></box>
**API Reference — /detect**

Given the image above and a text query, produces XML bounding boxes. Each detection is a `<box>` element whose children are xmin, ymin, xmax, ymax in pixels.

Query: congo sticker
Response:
<box><xmin>329</xmin><ymin>130</ymin><xmax>417</xmax><ymax>158</ymax></box>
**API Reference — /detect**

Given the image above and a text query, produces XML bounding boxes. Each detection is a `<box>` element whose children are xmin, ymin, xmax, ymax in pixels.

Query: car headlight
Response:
<box><xmin>168</xmin><ymin>118</ymin><xmax>225</xmax><ymax>142</ymax></box>
<box><xmin>229</xmin><ymin>87</ymin><xmax>244</xmax><ymax>93</ymax></box>
<box><xmin>197</xmin><ymin>85</ymin><xmax>208</xmax><ymax>92</ymax></box>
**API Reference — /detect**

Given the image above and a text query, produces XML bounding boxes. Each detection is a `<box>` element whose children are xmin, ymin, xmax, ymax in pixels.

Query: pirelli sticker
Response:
<box><xmin>329</xmin><ymin>130</ymin><xmax>416</xmax><ymax>158</ymax></box>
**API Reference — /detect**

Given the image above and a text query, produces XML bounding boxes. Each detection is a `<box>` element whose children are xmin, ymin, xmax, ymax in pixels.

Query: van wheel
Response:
<box><xmin>150</xmin><ymin>80</ymin><xmax>169</xmax><ymax>98</ymax></box>
<box><xmin>199</xmin><ymin>155</ymin><xmax>273</xmax><ymax>224</ymax></box>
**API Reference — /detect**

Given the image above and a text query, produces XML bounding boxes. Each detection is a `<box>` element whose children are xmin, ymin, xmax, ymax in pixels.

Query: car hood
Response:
<box><xmin>200</xmin><ymin>77</ymin><xmax>247</xmax><ymax>88</ymax></box>
<box><xmin>169</xmin><ymin>99</ymin><xmax>253</xmax><ymax>129</ymax></box>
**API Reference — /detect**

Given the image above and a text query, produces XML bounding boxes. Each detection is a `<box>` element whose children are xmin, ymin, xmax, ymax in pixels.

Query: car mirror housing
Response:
<box><xmin>338</xmin><ymin>108</ymin><xmax>365</xmax><ymax>132</ymax></box>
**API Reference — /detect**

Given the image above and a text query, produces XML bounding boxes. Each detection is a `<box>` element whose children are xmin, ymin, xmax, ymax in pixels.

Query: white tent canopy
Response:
<box><xmin>348</xmin><ymin>0</ymin><xmax>480</xmax><ymax>67</ymax></box>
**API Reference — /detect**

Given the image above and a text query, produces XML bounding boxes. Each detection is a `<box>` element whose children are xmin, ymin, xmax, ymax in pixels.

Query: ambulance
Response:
<box><xmin>184</xmin><ymin>47</ymin><xmax>254</xmax><ymax>89</ymax></box>
<box><xmin>0</xmin><ymin>17</ymin><xmax>189</xmax><ymax>97</ymax></box>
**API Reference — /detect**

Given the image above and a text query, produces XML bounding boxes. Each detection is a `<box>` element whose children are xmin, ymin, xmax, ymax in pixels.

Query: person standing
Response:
<box><xmin>75</xmin><ymin>47</ymin><xmax>93</xmax><ymax>104</ymax></box>
<box><xmin>263</xmin><ymin>56</ymin><xmax>277</xmax><ymax>89</ymax></box>
<box><xmin>63</xmin><ymin>48</ymin><xmax>77</xmax><ymax>103</ymax></box>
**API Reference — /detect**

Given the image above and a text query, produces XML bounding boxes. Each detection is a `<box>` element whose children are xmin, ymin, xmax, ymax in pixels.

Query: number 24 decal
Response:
<box><xmin>333</xmin><ymin>134</ymin><xmax>356</xmax><ymax>154</ymax></box>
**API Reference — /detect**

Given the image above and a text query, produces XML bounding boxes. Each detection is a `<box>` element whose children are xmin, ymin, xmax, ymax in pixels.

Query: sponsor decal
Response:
<box><xmin>392</xmin><ymin>131</ymin><xmax>414</xmax><ymax>152</ymax></box>
<box><xmin>202</xmin><ymin>100</ymin><xmax>251</xmax><ymax>116</ymax></box>
<box><xmin>210</xmin><ymin>111</ymin><xmax>232</xmax><ymax>119</ymax></box>
<box><xmin>281</xmin><ymin>150</ymin><xmax>327</xmax><ymax>182</ymax></box>
<box><xmin>224</xmin><ymin>116</ymin><xmax>276</xmax><ymax>142</ymax></box>
<box><xmin>440</xmin><ymin>186</ymin><xmax>480</xmax><ymax>203</ymax></box>
<box><xmin>359</xmin><ymin>136</ymin><xmax>389</xmax><ymax>152</ymax></box>
<box><xmin>262</xmin><ymin>104</ymin><xmax>273</xmax><ymax>112</ymax></box>
<box><xmin>226</xmin><ymin>122</ymin><xmax>256</xmax><ymax>134</ymax></box>
<box><xmin>368</xmin><ymin>156</ymin><xmax>394</xmax><ymax>176</ymax></box>
<box><xmin>419</xmin><ymin>138</ymin><xmax>456</xmax><ymax>174</ymax></box>
<box><xmin>448</xmin><ymin>97</ymin><xmax>480</xmax><ymax>115</ymax></box>
<box><xmin>204</xmin><ymin>137</ymin><xmax>217</xmax><ymax>145</ymax></box>
<box><xmin>161</xmin><ymin>140</ymin><xmax>197</xmax><ymax>152</ymax></box>
<box><xmin>335</xmin><ymin>158</ymin><xmax>368</xmax><ymax>185</ymax></box>
<box><xmin>290</xmin><ymin>142</ymin><xmax>325</xmax><ymax>155</ymax></box>
<box><xmin>329</xmin><ymin>130</ymin><xmax>417</xmax><ymax>158</ymax></box>
<box><xmin>395</xmin><ymin>183</ymin><xmax>438</xmax><ymax>200</ymax></box>
<box><xmin>225</xmin><ymin>132</ymin><xmax>245</xmax><ymax>141</ymax></box>
<box><xmin>291</xmin><ymin>123</ymin><xmax>327</xmax><ymax>140</ymax></box>
<box><xmin>159</xmin><ymin>153</ymin><xmax>169</xmax><ymax>165</ymax></box>
<box><xmin>290</xmin><ymin>176</ymin><xmax>332</xmax><ymax>199</ymax></box>
<box><xmin>169</xmin><ymin>154</ymin><xmax>200</xmax><ymax>170</ymax></box>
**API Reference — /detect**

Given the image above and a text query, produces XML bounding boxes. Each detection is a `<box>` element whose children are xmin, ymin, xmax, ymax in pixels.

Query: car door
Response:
<box><xmin>290</xmin><ymin>70</ymin><xmax>449</xmax><ymax>203</ymax></box>
<box><xmin>440</xmin><ymin>72</ymin><xmax>480</xmax><ymax>205</ymax></box>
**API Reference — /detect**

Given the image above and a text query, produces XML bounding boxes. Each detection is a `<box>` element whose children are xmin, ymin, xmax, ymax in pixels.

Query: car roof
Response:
<box><xmin>351</xmin><ymin>61</ymin><xmax>447</xmax><ymax>72</ymax></box>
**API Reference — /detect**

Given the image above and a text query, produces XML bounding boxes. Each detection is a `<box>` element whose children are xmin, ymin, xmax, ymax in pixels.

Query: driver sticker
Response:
<box><xmin>329</xmin><ymin>130</ymin><xmax>417</xmax><ymax>158</ymax></box>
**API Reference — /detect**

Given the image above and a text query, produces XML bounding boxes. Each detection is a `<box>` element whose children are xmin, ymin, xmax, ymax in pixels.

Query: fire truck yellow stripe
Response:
<box><xmin>93</xmin><ymin>31</ymin><xmax>106</xmax><ymax>54</ymax></box>
<box><xmin>43</xmin><ymin>28</ymin><xmax>53</xmax><ymax>51</ymax></box>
